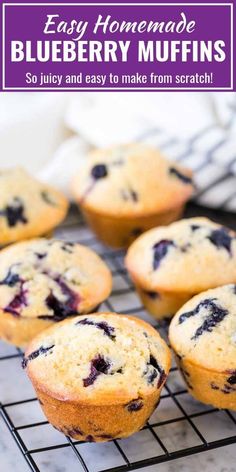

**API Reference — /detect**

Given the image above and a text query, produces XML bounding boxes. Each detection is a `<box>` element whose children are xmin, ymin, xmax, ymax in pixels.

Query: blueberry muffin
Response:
<box><xmin>0</xmin><ymin>239</ymin><xmax>112</xmax><ymax>347</ymax></box>
<box><xmin>0</xmin><ymin>168</ymin><xmax>68</xmax><ymax>245</ymax></box>
<box><xmin>23</xmin><ymin>313</ymin><xmax>171</xmax><ymax>442</ymax></box>
<box><xmin>72</xmin><ymin>144</ymin><xmax>193</xmax><ymax>248</ymax></box>
<box><xmin>126</xmin><ymin>217</ymin><xmax>236</xmax><ymax>320</ymax></box>
<box><xmin>169</xmin><ymin>285</ymin><xmax>236</xmax><ymax>410</ymax></box>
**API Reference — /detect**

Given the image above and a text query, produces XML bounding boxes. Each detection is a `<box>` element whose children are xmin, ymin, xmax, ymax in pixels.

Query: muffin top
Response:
<box><xmin>23</xmin><ymin>313</ymin><xmax>171</xmax><ymax>404</ymax></box>
<box><xmin>72</xmin><ymin>144</ymin><xmax>193</xmax><ymax>217</ymax></box>
<box><xmin>169</xmin><ymin>285</ymin><xmax>236</xmax><ymax>372</ymax></box>
<box><xmin>0</xmin><ymin>168</ymin><xmax>68</xmax><ymax>244</ymax></box>
<box><xmin>0</xmin><ymin>239</ymin><xmax>112</xmax><ymax>321</ymax></box>
<box><xmin>126</xmin><ymin>217</ymin><xmax>236</xmax><ymax>293</ymax></box>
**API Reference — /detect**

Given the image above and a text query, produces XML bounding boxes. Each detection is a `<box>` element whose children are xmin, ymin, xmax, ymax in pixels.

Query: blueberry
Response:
<box><xmin>169</xmin><ymin>167</ymin><xmax>192</xmax><ymax>184</ymax></box>
<box><xmin>149</xmin><ymin>355</ymin><xmax>166</xmax><ymax>388</ymax></box>
<box><xmin>83</xmin><ymin>355</ymin><xmax>111</xmax><ymax>387</ymax></box>
<box><xmin>0</xmin><ymin>198</ymin><xmax>27</xmax><ymax>227</ymax></box>
<box><xmin>22</xmin><ymin>344</ymin><xmax>54</xmax><ymax>369</ymax></box>
<box><xmin>193</xmin><ymin>304</ymin><xmax>228</xmax><ymax>340</ymax></box>
<box><xmin>179</xmin><ymin>298</ymin><xmax>229</xmax><ymax>340</ymax></box>
<box><xmin>125</xmin><ymin>398</ymin><xmax>144</xmax><ymax>412</ymax></box>
<box><xmin>91</xmin><ymin>164</ymin><xmax>108</xmax><ymax>180</ymax></box>
<box><xmin>4</xmin><ymin>285</ymin><xmax>27</xmax><ymax>316</ymax></box>
<box><xmin>208</xmin><ymin>228</ymin><xmax>233</xmax><ymax>255</ymax></box>
<box><xmin>0</xmin><ymin>268</ymin><xmax>21</xmax><ymax>287</ymax></box>
<box><xmin>86</xmin><ymin>435</ymin><xmax>95</xmax><ymax>442</ymax></box>
<box><xmin>57</xmin><ymin>277</ymin><xmax>78</xmax><ymax>303</ymax></box>
<box><xmin>76</xmin><ymin>318</ymin><xmax>116</xmax><ymax>340</ymax></box>
<box><xmin>152</xmin><ymin>240</ymin><xmax>175</xmax><ymax>270</ymax></box>
<box><xmin>179</xmin><ymin>298</ymin><xmax>217</xmax><ymax>324</ymax></box>
<box><xmin>39</xmin><ymin>277</ymin><xmax>79</xmax><ymax>322</ymax></box>
<box><xmin>35</xmin><ymin>253</ymin><xmax>47</xmax><ymax>260</ymax></box>
<box><xmin>147</xmin><ymin>369</ymin><xmax>158</xmax><ymax>384</ymax></box>
<box><xmin>211</xmin><ymin>381</ymin><xmax>236</xmax><ymax>394</ymax></box>
<box><xmin>144</xmin><ymin>290</ymin><xmax>159</xmax><ymax>300</ymax></box>
<box><xmin>42</xmin><ymin>292</ymin><xmax>77</xmax><ymax>321</ymax></box>
<box><xmin>149</xmin><ymin>355</ymin><xmax>159</xmax><ymax>370</ymax></box>
<box><xmin>227</xmin><ymin>374</ymin><xmax>236</xmax><ymax>385</ymax></box>
<box><xmin>146</xmin><ymin>354</ymin><xmax>166</xmax><ymax>388</ymax></box>
<box><xmin>43</xmin><ymin>292</ymin><xmax>73</xmax><ymax>321</ymax></box>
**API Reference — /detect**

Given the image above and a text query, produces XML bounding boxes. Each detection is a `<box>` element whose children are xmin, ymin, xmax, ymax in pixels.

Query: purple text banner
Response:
<box><xmin>1</xmin><ymin>2</ymin><xmax>234</xmax><ymax>91</ymax></box>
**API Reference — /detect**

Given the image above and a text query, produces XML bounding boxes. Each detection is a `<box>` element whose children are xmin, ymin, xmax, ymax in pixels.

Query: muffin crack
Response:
<box><xmin>0</xmin><ymin>197</ymin><xmax>28</xmax><ymax>227</ymax></box>
<box><xmin>207</xmin><ymin>227</ymin><xmax>233</xmax><ymax>256</ymax></box>
<box><xmin>152</xmin><ymin>239</ymin><xmax>175</xmax><ymax>270</ymax></box>
<box><xmin>83</xmin><ymin>355</ymin><xmax>116</xmax><ymax>387</ymax></box>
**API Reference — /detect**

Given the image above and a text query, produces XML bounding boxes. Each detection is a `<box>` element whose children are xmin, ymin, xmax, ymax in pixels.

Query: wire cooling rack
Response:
<box><xmin>0</xmin><ymin>204</ymin><xmax>236</xmax><ymax>472</ymax></box>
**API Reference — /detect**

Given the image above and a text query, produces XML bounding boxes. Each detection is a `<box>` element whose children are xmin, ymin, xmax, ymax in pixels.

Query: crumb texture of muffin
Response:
<box><xmin>0</xmin><ymin>239</ymin><xmax>112</xmax><ymax>347</ymax></box>
<box><xmin>169</xmin><ymin>285</ymin><xmax>236</xmax><ymax>410</ymax></box>
<box><xmin>0</xmin><ymin>167</ymin><xmax>68</xmax><ymax>245</ymax></box>
<box><xmin>23</xmin><ymin>313</ymin><xmax>171</xmax><ymax>442</ymax></box>
<box><xmin>72</xmin><ymin>144</ymin><xmax>193</xmax><ymax>247</ymax></box>
<box><xmin>126</xmin><ymin>217</ymin><xmax>236</xmax><ymax>320</ymax></box>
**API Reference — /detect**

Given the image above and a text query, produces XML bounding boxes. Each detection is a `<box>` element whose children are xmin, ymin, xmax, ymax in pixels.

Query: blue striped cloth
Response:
<box><xmin>42</xmin><ymin>92</ymin><xmax>236</xmax><ymax>212</ymax></box>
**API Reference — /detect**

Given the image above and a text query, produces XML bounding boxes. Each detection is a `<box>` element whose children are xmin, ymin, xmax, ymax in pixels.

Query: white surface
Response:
<box><xmin>65</xmin><ymin>92</ymin><xmax>214</xmax><ymax>144</ymax></box>
<box><xmin>0</xmin><ymin>93</ymin><xmax>68</xmax><ymax>173</ymax></box>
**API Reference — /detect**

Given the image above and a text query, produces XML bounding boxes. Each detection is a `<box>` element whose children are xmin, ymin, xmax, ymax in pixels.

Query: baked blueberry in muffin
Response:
<box><xmin>91</xmin><ymin>164</ymin><xmax>108</xmax><ymax>180</ymax></box>
<box><xmin>169</xmin><ymin>285</ymin><xmax>236</xmax><ymax>410</ymax></box>
<box><xmin>126</xmin><ymin>217</ymin><xmax>236</xmax><ymax>320</ymax></box>
<box><xmin>23</xmin><ymin>313</ymin><xmax>171</xmax><ymax>442</ymax></box>
<box><xmin>72</xmin><ymin>143</ymin><xmax>193</xmax><ymax>248</ymax></box>
<box><xmin>0</xmin><ymin>197</ymin><xmax>28</xmax><ymax>227</ymax></box>
<box><xmin>0</xmin><ymin>238</ymin><xmax>112</xmax><ymax>347</ymax></box>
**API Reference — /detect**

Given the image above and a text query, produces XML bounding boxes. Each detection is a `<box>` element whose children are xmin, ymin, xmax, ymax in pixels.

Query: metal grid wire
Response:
<box><xmin>0</xmin><ymin>205</ymin><xmax>236</xmax><ymax>472</ymax></box>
